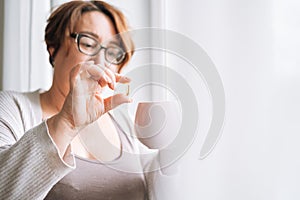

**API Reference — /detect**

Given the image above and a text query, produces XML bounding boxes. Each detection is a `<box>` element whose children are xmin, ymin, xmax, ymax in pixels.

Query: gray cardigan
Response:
<box><xmin>0</xmin><ymin>90</ymin><xmax>177</xmax><ymax>200</ymax></box>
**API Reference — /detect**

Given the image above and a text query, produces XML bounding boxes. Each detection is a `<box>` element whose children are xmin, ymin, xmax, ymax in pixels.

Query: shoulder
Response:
<box><xmin>0</xmin><ymin>90</ymin><xmax>35</xmax><ymax>115</ymax></box>
<box><xmin>0</xmin><ymin>90</ymin><xmax>36</xmax><ymax>103</ymax></box>
<box><xmin>0</xmin><ymin>90</ymin><xmax>25</xmax><ymax>113</ymax></box>
<box><xmin>0</xmin><ymin>90</ymin><xmax>41</xmax><ymax>139</ymax></box>
<box><xmin>0</xmin><ymin>90</ymin><xmax>40</xmax><ymax>107</ymax></box>
<box><xmin>0</xmin><ymin>90</ymin><xmax>20</xmax><ymax>101</ymax></box>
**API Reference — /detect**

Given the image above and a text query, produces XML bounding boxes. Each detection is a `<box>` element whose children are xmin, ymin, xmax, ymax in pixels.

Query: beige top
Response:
<box><xmin>0</xmin><ymin>90</ymin><xmax>163</xmax><ymax>200</ymax></box>
<box><xmin>45</xmin><ymin>113</ymin><xmax>147</xmax><ymax>199</ymax></box>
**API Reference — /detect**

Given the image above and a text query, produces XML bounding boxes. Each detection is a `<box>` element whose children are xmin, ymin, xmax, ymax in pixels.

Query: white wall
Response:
<box><xmin>2</xmin><ymin>0</ymin><xmax>52</xmax><ymax>92</ymax></box>
<box><xmin>165</xmin><ymin>0</ymin><xmax>300</xmax><ymax>199</ymax></box>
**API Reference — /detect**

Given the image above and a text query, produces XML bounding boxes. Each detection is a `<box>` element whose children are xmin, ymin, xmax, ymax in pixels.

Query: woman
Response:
<box><xmin>0</xmin><ymin>1</ymin><xmax>157</xmax><ymax>199</ymax></box>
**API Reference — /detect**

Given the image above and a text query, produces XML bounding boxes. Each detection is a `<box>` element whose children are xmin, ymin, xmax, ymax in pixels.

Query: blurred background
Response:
<box><xmin>0</xmin><ymin>0</ymin><xmax>300</xmax><ymax>199</ymax></box>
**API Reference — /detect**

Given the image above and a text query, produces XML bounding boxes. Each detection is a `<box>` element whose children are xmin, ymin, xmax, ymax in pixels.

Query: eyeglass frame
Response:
<box><xmin>70</xmin><ymin>32</ymin><xmax>126</xmax><ymax>65</ymax></box>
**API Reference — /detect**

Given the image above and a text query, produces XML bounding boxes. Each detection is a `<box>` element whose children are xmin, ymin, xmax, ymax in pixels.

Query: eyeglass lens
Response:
<box><xmin>78</xmin><ymin>35</ymin><xmax>125</xmax><ymax>64</ymax></box>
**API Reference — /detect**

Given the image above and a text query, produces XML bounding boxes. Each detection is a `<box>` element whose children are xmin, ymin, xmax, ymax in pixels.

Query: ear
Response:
<box><xmin>48</xmin><ymin>47</ymin><xmax>55</xmax><ymax>57</ymax></box>
<box><xmin>48</xmin><ymin>47</ymin><xmax>55</xmax><ymax>66</ymax></box>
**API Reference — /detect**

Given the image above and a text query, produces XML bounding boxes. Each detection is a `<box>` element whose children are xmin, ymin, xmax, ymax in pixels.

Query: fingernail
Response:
<box><xmin>124</xmin><ymin>76</ymin><xmax>131</xmax><ymax>81</ymax></box>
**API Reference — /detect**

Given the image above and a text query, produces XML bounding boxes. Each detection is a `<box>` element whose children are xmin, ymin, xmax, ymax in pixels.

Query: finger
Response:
<box><xmin>69</xmin><ymin>64</ymin><xmax>82</xmax><ymax>91</ymax></box>
<box><xmin>97</xmin><ymin>74</ymin><xmax>112</xmax><ymax>88</ymax></box>
<box><xmin>103</xmin><ymin>94</ymin><xmax>132</xmax><ymax>112</ymax></box>
<box><xmin>103</xmin><ymin>67</ymin><xmax>116</xmax><ymax>90</ymax></box>
<box><xmin>81</xmin><ymin>64</ymin><xmax>114</xmax><ymax>89</ymax></box>
<box><xmin>89</xmin><ymin>64</ymin><xmax>115</xmax><ymax>89</ymax></box>
<box><xmin>98</xmin><ymin>73</ymin><xmax>130</xmax><ymax>89</ymax></box>
<box><xmin>115</xmin><ymin>73</ymin><xmax>131</xmax><ymax>84</ymax></box>
<box><xmin>95</xmin><ymin>64</ymin><xmax>130</xmax><ymax>84</ymax></box>
<box><xmin>84</xmin><ymin>64</ymin><xmax>106</xmax><ymax>81</ymax></box>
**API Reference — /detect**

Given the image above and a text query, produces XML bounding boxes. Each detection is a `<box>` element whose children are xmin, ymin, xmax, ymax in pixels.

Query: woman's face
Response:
<box><xmin>52</xmin><ymin>11</ymin><xmax>119</xmax><ymax>92</ymax></box>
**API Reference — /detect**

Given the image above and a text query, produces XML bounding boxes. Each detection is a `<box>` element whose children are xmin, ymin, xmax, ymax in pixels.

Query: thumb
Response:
<box><xmin>103</xmin><ymin>93</ymin><xmax>132</xmax><ymax>112</ymax></box>
<box><xmin>69</xmin><ymin>64</ymin><xmax>82</xmax><ymax>92</ymax></box>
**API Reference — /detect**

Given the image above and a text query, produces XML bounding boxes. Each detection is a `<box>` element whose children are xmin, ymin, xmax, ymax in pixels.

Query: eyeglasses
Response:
<box><xmin>70</xmin><ymin>33</ymin><xmax>126</xmax><ymax>65</ymax></box>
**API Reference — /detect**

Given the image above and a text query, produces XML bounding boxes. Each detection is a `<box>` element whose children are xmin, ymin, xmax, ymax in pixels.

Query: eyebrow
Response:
<box><xmin>77</xmin><ymin>31</ymin><xmax>122</xmax><ymax>46</ymax></box>
<box><xmin>80</xmin><ymin>31</ymin><xmax>100</xmax><ymax>40</ymax></box>
<box><xmin>107</xmin><ymin>41</ymin><xmax>121</xmax><ymax>46</ymax></box>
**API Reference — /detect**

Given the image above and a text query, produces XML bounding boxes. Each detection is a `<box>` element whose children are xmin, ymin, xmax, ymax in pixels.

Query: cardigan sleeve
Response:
<box><xmin>0</xmin><ymin>91</ymin><xmax>75</xmax><ymax>200</ymax></box>
<box><xmin>0</xmin><ymin>121</ymin><xmax>75</xmax><ymax>200</ymax></box>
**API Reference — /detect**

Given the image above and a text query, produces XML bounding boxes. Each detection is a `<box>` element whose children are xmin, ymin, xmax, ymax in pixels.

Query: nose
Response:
<box><xmin>90</xmin><ymin>51</ymin><xmax>116</xmax><ymax>72</ymax></box>
<box><xmin>91</xmin><ymin>51</ymin><xmax>105</xmax><ymax>66</ymax></box>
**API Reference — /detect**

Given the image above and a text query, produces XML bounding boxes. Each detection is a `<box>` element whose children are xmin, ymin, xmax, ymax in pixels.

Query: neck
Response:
<box><xmin>40</xmin><ymin>81</ymin><xmax>68</xmax><ymax>119</ymax></box>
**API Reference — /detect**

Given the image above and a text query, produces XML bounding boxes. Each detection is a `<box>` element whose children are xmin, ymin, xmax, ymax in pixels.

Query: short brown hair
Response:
<box><xmin>45</xmin><ymin>0</ymin><xmax>134</xmax><ymax>72</ymax></box>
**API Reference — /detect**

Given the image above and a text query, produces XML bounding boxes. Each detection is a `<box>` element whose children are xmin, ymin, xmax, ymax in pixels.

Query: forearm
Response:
<box><xmin>0</xmin><ymin>122</ymin><xmax>75</xmax><ymax>199</ymax></box>
<box><xmin>46</xmin><ymin>113</ymin><xmax>77</xmax><ymax>160</ymax></box>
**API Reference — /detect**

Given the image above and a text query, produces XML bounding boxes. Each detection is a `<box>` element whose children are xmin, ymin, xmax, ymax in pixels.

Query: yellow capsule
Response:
<box><xmin>126</xmin><ymin>84</ymin><xmax>130</xmax><ymax>96</ymax></box>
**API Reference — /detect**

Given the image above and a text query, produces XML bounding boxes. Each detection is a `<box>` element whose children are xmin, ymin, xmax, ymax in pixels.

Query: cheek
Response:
<box><xmin>66</xmin><ymin>47</ymin><xmax>90</xmax><ymax>67</ymax></box>
<box><xmin>55</xmin><ymin>51</ymin><xmax>90</xmax><ymax>81</ymax></box>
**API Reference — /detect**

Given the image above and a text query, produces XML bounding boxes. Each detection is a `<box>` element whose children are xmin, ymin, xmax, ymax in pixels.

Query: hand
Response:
<box><xmin>47</xmin><ymin>62</ymin><xmax>131</xmax><ymax>158</ymax></box>
<box><xmin>62</xmin><ymin>61</ymin><xmax>131</xmax><ymax>131</ymax></box>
